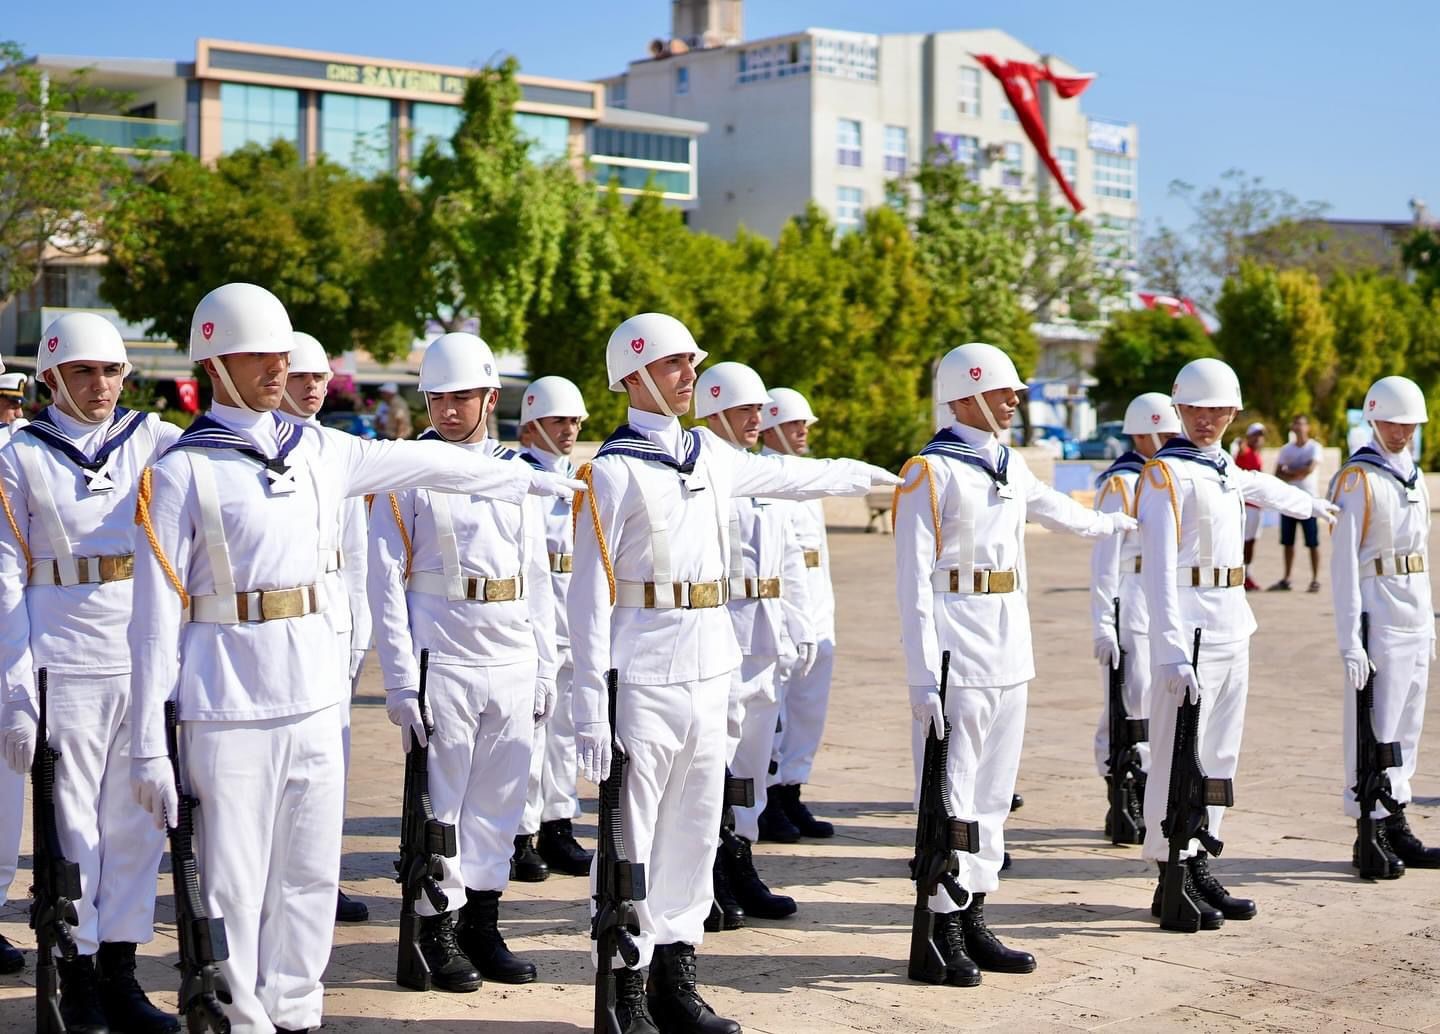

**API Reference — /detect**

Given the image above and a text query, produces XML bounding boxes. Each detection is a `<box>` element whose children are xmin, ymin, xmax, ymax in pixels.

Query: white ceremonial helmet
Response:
<box><xmin>288</xmin><ymin>332</ymin><xmax>332</xmax><ymax>376</ymax></box>
<box><xmin>1123</xmin><ymin>391</ymin><xmax>1181</xmax><ymax>454</ymax></box>
<box><xmin>1364</xmin><ymin>375</ymin><xmax>1427</xmax><ymax>425</ymax></box>
<box><xmin>759</xmin><ymin>386</ymin><xmax>818</xmax><ymax>431</ymax></box>
<box><xmin>521</xmin><ymin>375</ymin><xmax>588</xmax><ymax>424</ymax></box>
<box><xmin>694</xmin><ymin>362</ymin><xmax>769</xmax><ymax>446</ymax></box>
<box><xmin>37</xmin><ymin>312</ymin><xmax>132</xmax><ymax>424</ymax></box>
<box><xmin>189</xmin><ymin>283</ymin><xmax>295</xmax><ymax>414</ymax></box>
<box><xmin>419</xmin><ymin>333</ymin><xmax>501</xmax><ymax>393</ymax></box>
<box><xmin>1170</xmin><ymin>357</ymin><xmax>1242</xmax><ymax>409</ymax></box>
<box><xmin>935</xmin><ymin>342</ymin><xmax>1025</xmax><ymax>434</ymax></box>
<box><xmin>605</xmin><ymin>312</ymin><xmax>708</xmax><ymax>416</ymax></box>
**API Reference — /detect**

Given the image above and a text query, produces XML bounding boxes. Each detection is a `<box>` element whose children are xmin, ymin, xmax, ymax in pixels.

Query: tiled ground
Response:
<box><xmin>3</xmin><ymin>488</ymin><xmax>1439</xmax><ymax>1032</ymax></box>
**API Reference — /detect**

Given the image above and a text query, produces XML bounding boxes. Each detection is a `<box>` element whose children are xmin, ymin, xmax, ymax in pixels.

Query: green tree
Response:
<box><xmin>1401</xmin><ymin>226</ymin><xmax>1440</xmax><ymax>301</ymax></box>
<box><xmin>102</xmin><ymin>142</ymin><xmax>409</xmax><ymax>358</ymax></box>
<box><xmin>0</xmin><ymin>41</ymin><xmax>130</xmax><ymax>305</ymax></box>
<box><xmin>1089</xmin><ymin>307</ymin><xmax>1215</xmax><ymax>418</ymax></box>
<box><xmin>1323</xmin><ymin>273</ymin><xmax>1405</xmax><ymax>434</ymax></box>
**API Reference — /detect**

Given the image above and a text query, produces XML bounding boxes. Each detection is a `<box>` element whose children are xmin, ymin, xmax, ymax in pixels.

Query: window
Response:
<box><xmin>675</xmin><ymin>66</ymin><xmax>689</xmax><ymax>95</ymax></box>
<box><xmin>1093</xmin><ymin>215</ymin><xmax>1139</xmax><ymax>276</ymax></box>
<box><xmin>1000</xmin><ymin>104</ymin><xmax>1018</xmax><ymax>123</ymax></box>
<box><xmin>591</xmin><ymin>128</ymin><xmax>691</xmax><ymax>164</ymax></box>
<box><xmin>1094</xmin><ymin>152</ymin><xmax>1136</xmax><ymax>200</ymax></box>
<box><xmin>958</xmin><ymin>66</ymin><xmax>981</xmax><ymax>116</ymax></box>
<box><xmin>737</xmin><ymin>39</ymin><xmax>811</xmax><ymax>84</ymax></box>
<box><xmin>883</xmin><ymin>125</ymin><xmax>908</xmax><ymax>175</ymax></box>
<box><xmin>1001</xmin><ymin>142</ymin><xmax>1024</xmax><ymax>188</ymax></box>
<box><xmin>592</xmin><ymin>164</ymin><xmax>693</xmax><ymax>197</ymax></box>
<box><xmin>219</xmin><ymin>83</ymin><xmax>300</xmax><ymax>154</ymax></box>
<box><xmin>608</xmin><ymin>79</ymin><xmax>628</xmax><ymax>109</ymax></box>
<box><xmin>836</xmin><ymin>118</ymin><xmax>862</xmax><ymax>167</ymax></box>
<box><xmin>320</xmin><ymin>93</ymin><xmax>392</xmax><ymax>176</ymax></box>
<box><xmin>813</xmin><ymin>35</ymin><xmax>879</xmax><ymax>81</ymax></box>
<box><xmin>514</xmin><ymin>112</ymin><xmax>571</xmax><ymax>164</ymax></box>
<box><xmin>1056</xmin><ymin>147</ymin><xmax>1078</xmax><ymax>187</ymax></box>
<box><xmin>835</xmin><ymin>186</ymin><xmax>864</xmax><ymax>234</ymax></box>
<box><xmin>933</xmin><ymin>132</ymin><xmax>980</xmax><ymax>179</ymax></box>
<box><xmin>410</xmin><ymin>102</ymin><xmax>462</xmax><ymax>159</ymax></box>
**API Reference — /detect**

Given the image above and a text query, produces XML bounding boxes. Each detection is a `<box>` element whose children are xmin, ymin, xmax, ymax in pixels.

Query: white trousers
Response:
<box><xmin>910</xmin><ymin>683</ymin><xmax>1027</xmax><ymax>910</ymax></box>
<box><xmin>421</xmin><ymin>658</ymin><xmax>535</xmax><ymax>912</ymax></box>
<box><xmin>521</xmin><ymin>663</ymin><xmax>581</xmax><ymax>833</ymax></box>
<box><xmin>1142</xmin><ymin>637</ymin><xmax>1248</xmax><ymax>863</ymax></box>
<box><xmin>336</xmin><ymin>631</ymin><xmax>353</xmax><ymax>773</ymax></box>
<box><xmin>591</xmin><ymin>674</ymin><xmax>728</xmax><ymax>970</ymax></box>
<box><xmin>1092</xmin><ymin>628</ymin><xmax>1154</xmax><ymax>777</ymax></box>
<box><xmin>726</xmin><ymin>655</ymin><xmax>781</xmax><ymax>842</ymax></box>
<box><xmin>772</xmin><ymin>636</ymin><xmax>836</xmax><ymax>787</ymax></box>
<box><xmin>1342</xmin><ymin>632</ymin><xmax>1430</xmax><ymax>818</ymax></box>
<box><xmin>43</xmin><ymin>672</ymin><xmax>165</xmax><ymax>955</ymax></box>
<box><xmin>184</xmin><ymin>704</ymin><xmax>345</xmax><ymax>1034</ymax></box>
<box><xmin>0</xmin><ymin>758</ymin><xmax>21</xmax><ymax>905</ymax></box>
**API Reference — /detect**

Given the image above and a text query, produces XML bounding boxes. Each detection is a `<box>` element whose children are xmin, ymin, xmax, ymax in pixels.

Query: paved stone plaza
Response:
<box><xmin>3</xmin><ymin>491</ymin><xmax>1440</xmax><ymax>1032</ymax></box>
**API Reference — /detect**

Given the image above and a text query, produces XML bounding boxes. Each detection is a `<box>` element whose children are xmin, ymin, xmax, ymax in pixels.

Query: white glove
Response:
<box><xmin>1342</xmin><ymin>649</ymin><xmax>1372</xmax><ymax>691</ymax></box>
<box><xmin>1104</xmin><ymin>512</ymin><xmax>1139</xmax><ymax>535</ymax></box>
<box><xmin>131</xmin><ymin>756</ymin><xmax>178</xmax><ymax>831</ymax></box>
<box><xmin>349</xmin><ymin>649</ymin><xmax>367</xmax><ymax>682</ymax></box>
<box><xmin>533</xmin><ymin>678</ymin><xmax>557</xmax><ymax>724</ymax></box>
<box><xmin>1159</xmin><ymin>662</ymin><xmax>1200</xmax><ymax>703</ymax></box>
<box><xmin>1311</xmin><ymin>497</ymin><xmax>1339</xmax><ymax>526</ymax></box>
<box><xmin>839</xmin><ymin>459</ymin><xmax>901</xmax><ymax>488</ymax></box>
<box><xmin>1</xmin><ymin>697</ymin><xmax>37</xmax><ymax>775</ymax></box>
<box><xmin>528</xmin><ymin>470</ymin><xmax>586</xmax><ymax>499</ymax></box>
<box><xmin>909</xmin><ymin>684</ymin><xmax>945</xmax><ymax>739</ymax></box>
<box><xmin>796</xmin><ymin>641</ymin><xmax>818</xmax><ymax>679</ymax></box>
<box><xmin>1093</xmin><ymin>629</ymin><xmax>1120</xmax><ymax>670</ymax></box>
<box><xmin>575</xmin><ymin>721</ymin><xmax>613</xmax><ymax>784</ymax></box>
<box><xmin>386</xmin><ymin>688</ymin><xmax>428</xmax><ymax>752</ymax></box>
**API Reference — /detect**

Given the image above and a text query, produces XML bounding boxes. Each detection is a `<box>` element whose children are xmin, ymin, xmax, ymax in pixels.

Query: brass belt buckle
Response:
<box><xmin>802</xmin><ymin>549</ymin><xmax>821</xmax><ymax>568</ymax></box>
<box><xmin>989</xmin><ymin>570</ymin><xmax>1016</xmax><ymax>593</ymax></box>
<box><xmin>758</xmin><ymin>578</ymin><xmax>781</xmax><ymax>599</ymax></box>
<box><xmin>100</xmin><ymin>554</ymin><xmax>135</xmax><ymax>582</ymax></box>
<box><xmin>688</xmin><ymin>581</ymin><xmax>721</xmax><ymax>609</ymax></box>
<box><xmin>484</xmin><ymin>577</ymin><xmax>519</xmax><ymax>603</ymax></box>
<box><xmin>260</xmin><ymin>588</ymin><xmax>305</xmax><ymax>621</ymax></box>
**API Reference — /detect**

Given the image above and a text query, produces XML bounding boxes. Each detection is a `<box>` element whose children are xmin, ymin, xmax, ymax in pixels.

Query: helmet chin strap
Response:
<box><xmin>1146</xmin><ymin>433</ymin><xmax>1162</xmax><ymax>454</ymax></box>
<box><xmin>48</xmin><ymin>370</ymin><xmax>107</xmax><ymax>426</ymax></box>
<box><xmin>973</xmin><ymin>393</ymin><xmax>1004</xmax><ymax>436</ymax></box>
<box><xmin>637</xmin><ymin>367</ymin><xmax>681</xmax><ymax>419</ymax></box>
<box><xmin>717</xmin><ymin>411</ymin><xmax>744</xmax><ymax>447</ymax></box>
<box><xmin>535</xmin><ymin>421</ymin><xmax>566</xmax><ymax>457</ymax></box>
<box><xmin>772</xmin><ymin>428</ymin><xmax>798</xmax><ymax>457</ymax></box>
<box><xmin>212</xmin><ymin>356</ymin><xmax>258</xmax><ymax>415</ymax></box>
<box><xmin>427</xmin><ymin>390</ymin><xmax>489</xmax><ymax>444</ymax></box>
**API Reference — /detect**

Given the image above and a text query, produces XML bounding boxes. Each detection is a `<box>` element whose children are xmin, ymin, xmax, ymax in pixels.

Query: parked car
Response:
<box><xmin>320</xmin><ymin>411</ymin><xmax>380</xmax><ymax>439</ymax></box>
<box><xmin>1030</xmin><ymin>424</ymin><xmax>1080</xmax><ymax>460</ymax></box>
<box><xmin>1077</xmin><ymin>421</ymin><xmax>1126</xmax><ymax>460</ymax></box>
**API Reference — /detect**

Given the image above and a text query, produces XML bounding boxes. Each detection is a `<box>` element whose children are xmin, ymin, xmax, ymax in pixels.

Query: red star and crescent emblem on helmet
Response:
<box><xmin>630</xmin><ymin>337</ymin><xmax>645</xmax><ymax>354</ymax></box>
<box><xmin>770</xmin><ymin>405</ymin><xmax>779</xmax><ymax>416</ymax></box>
<box><xmin>1151</xmin><ymin>413</ymin><xmax>1160</xmax><ymax>424</ymax></box>
<box><xmin>969</xmin><ymin>366</ymin><xmax>982</xmax><ymax>381</ymax></box>
<box><xmin>710</xmin><ymin>385</ymin><xmax>721</xmax><ymax>398</ymax></box>
<box><xmin>1368</xmin><ymin>399</ymin><xmax>1376</xmax><ymax>410</ymax></box>
<box><xmin>201</xmin><ymin>322</ymin><xmax>215</xmax><ymax>341</ymax></box>
<box><xmin>46</xmin><ymin>336</ymin><xmax>58</xmax><ymax>352</ymax></box>
<box><xmin>526</xmin><ymin>394</ymin><xmax>535</xmax><ymax>406</ymax></box>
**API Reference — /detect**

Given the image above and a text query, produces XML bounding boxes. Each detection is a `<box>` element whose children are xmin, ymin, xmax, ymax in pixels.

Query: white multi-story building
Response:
<box><xmin>602</xmin><ymin>13</ymin><xmax>1139</xmax><ymax>274</ymax></box>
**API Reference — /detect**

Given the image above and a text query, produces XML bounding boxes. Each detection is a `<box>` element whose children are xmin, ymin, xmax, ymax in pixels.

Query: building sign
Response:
<box><xmin>323</xmin><ymin>61</ymin><xmax>467</xmax><ymax>96</ymax></box>
<box><xmin>1087</xmin><ymin>117</ymin><xmax>1130</xmax><ymax>155</ymax></box>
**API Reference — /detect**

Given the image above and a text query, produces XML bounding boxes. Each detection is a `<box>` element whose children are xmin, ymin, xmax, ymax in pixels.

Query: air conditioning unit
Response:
<box><xmin>983</xmin><ymin>143</ymin><xmax>1007</xmax><ymax>162</ymax></box>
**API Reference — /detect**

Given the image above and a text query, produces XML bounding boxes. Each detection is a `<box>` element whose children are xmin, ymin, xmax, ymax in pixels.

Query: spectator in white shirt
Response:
<box><xmin>1270</xmin><ymin>414</ymin><xmax>1325</xmax><ymax>592</ymax></box>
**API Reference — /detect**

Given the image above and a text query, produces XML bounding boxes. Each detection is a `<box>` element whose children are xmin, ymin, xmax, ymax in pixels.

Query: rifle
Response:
<box><xmin>1106</xmin><ymin>597</ymin><xmax>1148</xmax><ymax>846</ymax></box>
<box><xmin>593</xmin><ymin>669</ymin><xmax>646</xmax><ymax>1034</ymax></box>
<box><xmin>907</xmin><ymin>651</ymin><xmax>980</xmax><ymax>984</ymax></box>
<box><xmin>164</xmin><ymin>699</ymin><xmax>233</xmax><ymax>1032</ymax></box>
<box><xmin>1353</xmin><ymin>613</ymin><xmax>1403</xmax><ymax>880</ymax></box>
<box><xmin>30</xmin><ymin>668</ymin><xmax>81</xmax><ymax>1034</ymax></box>
<box><xmin>1158</xmin><ymin>630</ymin><xmax>1235</xmax><ymax>932</ymax></box>
<box><xmin>395</xmin><ymin>648</ymin><xmax>457</xmax><ymax>991</ymax></box>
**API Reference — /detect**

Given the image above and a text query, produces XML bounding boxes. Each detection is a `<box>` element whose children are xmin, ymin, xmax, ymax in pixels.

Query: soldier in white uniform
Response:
<box><xmin>570</xmin><ymin>312</ymin><xmax>898</xmax><ymax>1034</ymax></box>
<box><xmin>1089</xmin><ymin>393</ymin><xmax>1180</xmax><ymax>839</ymax></box>
<box><xmin>894</xmin><ymin>342</ymin><xmax>1137</xmax><ymax>987</ymax></box>
<box><xmin>0</xmin><ymin>361</ymin><xmax>23</xmax><ymax>978</ymax></box>
<box><xmin>0</xmin><ymin>313</ymin><xmax>182</xmax><ymax>1031</ymax></box>
<box><xmin>1330</xmin><ymin>376</ymin><xmax>1440</xmax><ymax>876</ymax></box>
<box><xmin>276</xmin><ymin>331</ymin><xmax>373</xmax><ymax>923</ymax></box>
<box><xmin>127</xmin><ymin>284</ymin><xmax>578</xmax><ymax>1034</ymax></box>
<box><xmin>1136</xmin><ymin>358</ymin><xmax>1337</xmax><ymax>930</ymax></box>
<box><xmin>695</xmin><ymin>362</ymin><xmax>813</xmax><ymax>932</ymax></box>
<box><xmin>369</xmin><ymin>333</ymin><xmax>558</xmax><ymax>992</ymax></box>
<box><xmin>0</xmin><ymin>371</ymin><xmax>29</xmax><ymax>448</ymax></box>
<box><xmin>756</xmin><ymin>387</ymin><xmax>837</xmax><ymax>842</ymax></box>
<box><xmin>516</xmin><ymin>376</ymin><xmax>594</xmax><ymax>879</ymax></box>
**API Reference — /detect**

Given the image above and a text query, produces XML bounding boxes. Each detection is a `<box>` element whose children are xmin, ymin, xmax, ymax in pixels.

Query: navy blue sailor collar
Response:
<box><xmin>596</xmin><ymin>423</ymin><xmax>703</xmax><ymax>475</ymax></box>
<box><xmin>919</xmin><ymin>426</ymin><xmax>1009</xmax><ymax>486</ymax></box>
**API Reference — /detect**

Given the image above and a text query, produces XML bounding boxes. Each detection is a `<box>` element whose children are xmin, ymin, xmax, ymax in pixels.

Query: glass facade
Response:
<box><xmin>320</xmin><ymin>93</ymin><xmax>392</xmax><ymax>176</ymax></box>
<box><xmin>514</xmin><ymin>112</ymin><xmax>571</xmax><ymax>164</ymax></box>
<box><xmin>220</xmin><ymin>82</ymin><xmax>300</xmax><ymax>154</ymax></box>
<box><xmin>591</xmin><ymin>128</ymin><xmax>690</xmax><ymax>165</ymax></box>
<box><xmin>411</xmin><ymin>101</ymin><xmax>463</xmax><ymax>158</ymax></box>
<box><xmin>592</xmin><ymin>163</ymin><xmax>692</xmax><ymax>197</ymax></box>
<box><xmin>813</xmin><ymin>35</ymin><xmax>879</xmax><ymax>81</ymax></box>
<box><xmin>1094</xmin><ymin>152</ymin><xmax>1136</xmax><ymax>200</ymax></box>
<box><xmin>737</xmin><ymin>39</ymin><xmax>811</xmax><ymax>84</ymax></box>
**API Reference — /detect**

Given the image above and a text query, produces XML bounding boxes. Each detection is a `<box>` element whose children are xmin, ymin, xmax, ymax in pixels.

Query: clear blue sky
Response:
<box><xmin>13</xmin><ymin>1</ymin><xmax>1439</xmax><ymax>235</ymax></box>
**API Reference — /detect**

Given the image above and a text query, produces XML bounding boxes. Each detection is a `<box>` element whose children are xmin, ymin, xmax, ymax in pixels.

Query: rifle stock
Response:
<box><xmin>907</xmin><ymin>651</ymin><xmax>980</xmax><ymax>984</ymax></box>
<box><xmin>593</xmin><ymin>669</ymin><xmax>646</xmax><ymax>1034</ymax></box>
<box><xmin>1159</xmin><ymin>631</ymin><xmax>1234</xmax><ymax>932</ymax></box>
<box><xmin>395</xmin><ymin>649</ymin><xmax>458</xmax><ymax>991</ymax></box>
<box><xmin>1107</xmin><ymin>596</ymin><xmax>1148</xmax><ymax>846</ymax></box>
<box><xmin>164</xmin><ymin>699</ymin><xmax>233</xmax><ymax>1032</ymax></box>
<box><xmin>31</xmin><ymin>668</ymin><xmax>80</xmax><ymax>1034</ymax></box>
<box><xmin>1353</xmin><ymin>613</ymin><xmax>1403</xmax><ymax>879</ymax></box>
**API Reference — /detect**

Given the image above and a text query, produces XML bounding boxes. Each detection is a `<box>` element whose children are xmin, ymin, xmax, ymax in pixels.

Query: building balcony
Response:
<box><xmin>61</xmin><ymin>112</ymin><xmax>185</xmax><ymax>153</ymax></box>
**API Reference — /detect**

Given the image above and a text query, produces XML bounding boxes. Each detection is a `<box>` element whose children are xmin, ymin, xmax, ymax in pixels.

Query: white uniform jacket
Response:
<box><xmin>519</xmin><ymin>447</ymin><xmax>576</xmax><ymax>657</ymax></box>
<box><xmin>369</xmin><ymin>436</ymin><xmax>558</xmax><ymax>692</ymax></box>
<box><xmin>0</xmin><ymin>417</ymin><xmax>29</xmax><ymax>451</ymax></box>
<box><xmin>569</xmin><ymin>411</ymin><xmax>874</xmax><ymax>728</ymax></box>
<box><xmin>1137</xmin><ymin>439</ymin><xmax>1313</xmax><ymax>668</ymax></box>
<box><xmin>895</xmin><ymin>424</ymin><xmax>1115</xmax><ymax>691</ymax></box>
<box><xmin>726</xmin><ymin>443</ymin><xmax>813</xmax><ymax>660</ymax></box>
<box><xmin>0</xmin><ymin>406</ymin><xmax>180</xmax><ymax>697</ymax></box>
<box><xmin>1329</xmin><ymin>446</ymin><xmax>1435</xmax><ymax>654</ymax></box>
<box><xmin>1090</xmin><ymin>452</ymin><xmax>1149</xmax><ymax>640</ymax></box>
<box><xmin>761</xmin><ymin>446</ymin><xmax>836</xmax><ymax>644</ymax></box>
<box><xmin>129</xmin><ymin>407</ymin><xmax>530</xmax><ymax>759</ymax></box>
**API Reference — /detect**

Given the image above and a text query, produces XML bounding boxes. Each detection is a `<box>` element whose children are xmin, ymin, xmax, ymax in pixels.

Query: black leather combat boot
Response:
<box><xmin>417</xmin><ymin>911</ymin><xmax>482</xmax><ymax>992</ymax></box>
<box><xmin>960</xmin><ymin>894</ymin><xmax>1036</xmax><ymax>973</ymax></box>
<box><xmin>646</xmin><ymin>942</ymin><xmax>741</xmax><ymax>1034</ymax></box>
<box><xmin>537</xmin><ymin>818</ymin><xmax>594</xmax><ymax>876</ymax></box>
<box><xmin>1188</xmin><ymin>852</ymin><xmax>1257</xmax><ymax>920</ymax></box>
<box><xmin>457</xmin><ymin>889</ymin><xmax>537</xmax><ymax>984</ymax></box>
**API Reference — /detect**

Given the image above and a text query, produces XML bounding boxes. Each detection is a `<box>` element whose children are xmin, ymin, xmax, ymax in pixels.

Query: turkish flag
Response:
<box><xmin>974</xmin><ymin>53</ymin><xmax>1093</xmax><ymax>213</ymax></box>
